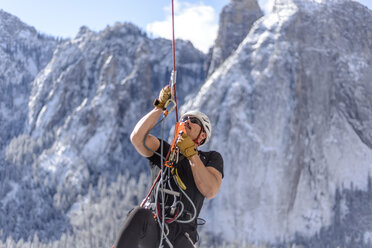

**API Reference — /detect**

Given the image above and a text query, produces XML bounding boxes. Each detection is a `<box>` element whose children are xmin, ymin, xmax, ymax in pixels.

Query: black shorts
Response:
<box><xmin>113</xmin><ymin>207</ymin><xmax>198</xmax><ymax>248</ymax></box>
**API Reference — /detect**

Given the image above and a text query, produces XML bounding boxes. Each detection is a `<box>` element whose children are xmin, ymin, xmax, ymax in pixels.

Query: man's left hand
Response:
<box><xmin>176</xmin><ymin>133</ymin><xmax>197</xmax><ymax>160</ymax></box>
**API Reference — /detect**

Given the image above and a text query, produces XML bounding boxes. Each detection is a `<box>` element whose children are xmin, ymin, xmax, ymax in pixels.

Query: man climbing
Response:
<box><xmin>113</xmin><ymin>86</ymin><xmax>224</xmax><ymax>248</ymax></box>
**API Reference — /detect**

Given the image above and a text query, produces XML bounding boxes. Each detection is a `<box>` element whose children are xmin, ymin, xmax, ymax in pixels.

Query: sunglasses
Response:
<box><xmin>180</xmin><ymin>116</ymin><xmax>202</xmax><ymax>127</ymax></box>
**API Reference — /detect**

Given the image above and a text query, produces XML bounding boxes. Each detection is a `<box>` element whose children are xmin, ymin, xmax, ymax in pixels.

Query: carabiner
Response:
<box><xmin>163</xmin><ymin>99</ymin><xmax>176</xmax><ymax>116</ymax></box>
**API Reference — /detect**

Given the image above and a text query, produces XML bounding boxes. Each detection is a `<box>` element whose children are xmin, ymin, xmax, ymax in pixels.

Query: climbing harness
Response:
<box><xmin>139</xmin><ymin>1</ymin><xmax>197</xmax><ymax>247</ymax></box>
<box><xmin>141</xmin><ymin>101</ymin><xmax>198</xmax><ymax>248</ymax></box>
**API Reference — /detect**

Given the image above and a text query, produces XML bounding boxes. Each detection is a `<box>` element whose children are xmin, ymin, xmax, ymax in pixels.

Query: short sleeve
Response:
<box><xmin>204</xmin><ymin>151</ymin><xmax>224</xmax><ymax>178</ymax></box>
<box><xmin>147</xmin><ymin>139</ymin><xmax>170</xmax><ymax>169</ymax></box>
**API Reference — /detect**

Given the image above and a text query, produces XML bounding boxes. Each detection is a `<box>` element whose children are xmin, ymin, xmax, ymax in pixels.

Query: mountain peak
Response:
<box><xmin>207</xmin><ymin>0</ymin><xmax>263</xmax><ymax>76</ymax></box>
<box><xmin>0</xmin><ymin>9</ymin><xmax>37</xmax><ymax>37</ymax></box>
<box><xmin>75</xmin><ymin>25</ymin><xmax>95</xmax><ymax>38</ymax></box>
<box><xmin>99</xmin><ymin>22</ymin><xmax>146</xmax><ymax>38</ymax></box>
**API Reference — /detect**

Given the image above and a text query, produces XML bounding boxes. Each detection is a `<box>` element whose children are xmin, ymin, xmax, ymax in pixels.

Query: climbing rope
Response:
<box><xmin>139</xmin><ymin>1</ymin><xmax>198</xmax><ymax>247</ymax></box>
<box><xmin>170</xmin><ymin>0</ymin><xmax>179</xmax><ymax>122</ymax></box>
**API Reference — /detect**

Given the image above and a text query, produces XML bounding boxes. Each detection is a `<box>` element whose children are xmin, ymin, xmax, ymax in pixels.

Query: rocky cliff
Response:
<box><xmin>183</xmin><ymin>0</ymin><xmax>372</xmax><ymax>246</ymax></box>
<box><xmin>0</xmin><ymin>10</ymin><xmax>58</xmax><ymax>151</ymax></box>
<box><xmin>206</xmin><ymin>0</ymin><xmax>263</xmax><ymax>76</ymax></box>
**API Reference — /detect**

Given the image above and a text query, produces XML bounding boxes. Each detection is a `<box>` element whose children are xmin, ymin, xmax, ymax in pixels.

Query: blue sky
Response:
<box><xmin>1</xmin><ymin>0</ymin><xmax>371</xmax><ymax>53</ymax></box>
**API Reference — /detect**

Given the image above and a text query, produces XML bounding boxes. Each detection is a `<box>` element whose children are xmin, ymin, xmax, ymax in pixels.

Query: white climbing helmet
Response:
<box><xmin>181</xmin><ymin>110</ymin><xmax>212</xmax><ymax>145</ymax></box>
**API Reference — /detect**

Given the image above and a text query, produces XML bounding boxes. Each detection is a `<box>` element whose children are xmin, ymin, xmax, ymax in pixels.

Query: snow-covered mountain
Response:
<box><xmin>0</xmin><ymin>9</ymin><xmax>58</xmax><ymax>152</ymax></box>
<box><xmin>0</xmin><ymin>9</ymin><xmax>64</xmax><ymax>242</ymax></box>
<box><xmin>183</xmin><ymin>0</ymin><xmax>372</xmax><ymax>246</ymax></box>
<box><xmin>0</xmin><ymin>10</ymin><xmax>207</xmax><ymax>244</ymax></box>
<box><xmin>1</xmin><ymin>0</ymin><xmax>372</xmax><ymax>247</ymax></box>
<box><xmin>21</xmin><ymin>21</ymin><xmax>207</xmax><ymax>223</ymax></box>
<box><xmin>26</xmin><ymin>22</ymin><xmax>206</xmax><ymax>185</ymax></box>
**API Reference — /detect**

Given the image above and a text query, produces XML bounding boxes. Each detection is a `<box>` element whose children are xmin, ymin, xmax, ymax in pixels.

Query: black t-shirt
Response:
<box><xmin>147</xmin><ymin>139</ymin><xmax>224</xmax><ymax>224</ymax></box>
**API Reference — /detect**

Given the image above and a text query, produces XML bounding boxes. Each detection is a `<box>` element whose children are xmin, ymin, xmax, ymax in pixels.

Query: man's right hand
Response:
<box><xmin>153</xmin><ymin>85</ymin><xmax>171</xmax><ymax>109</ymax></box>
<box><xmin>176</xmin><ymin>132</ymin><xmax>198</xmax><ymax>160</ymax></box>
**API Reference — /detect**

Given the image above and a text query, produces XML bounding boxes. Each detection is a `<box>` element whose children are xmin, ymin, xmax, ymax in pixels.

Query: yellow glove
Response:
<box><xmin>176</xmin><ymin>132</ymin><xmax>197</xmax><ymax>160</ymax></box>
<box><xmin>153</xmin><ymin>85</ymin><xmax>171</xmax><ymax>109</ymax></box>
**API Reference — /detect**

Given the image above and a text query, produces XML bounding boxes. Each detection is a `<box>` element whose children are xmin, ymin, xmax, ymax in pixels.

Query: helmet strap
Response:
<box><xmin>193</xmin><ymin>127</ymin><xmax>205</xmax><ymax>146</ymax></box>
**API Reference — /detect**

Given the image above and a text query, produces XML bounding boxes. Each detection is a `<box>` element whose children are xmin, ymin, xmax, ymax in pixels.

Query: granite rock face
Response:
<box><xmin>206</xmin><ymin>0</ymin><xmax>263</xmax><ymax>75</ymax></box>
<box><xmin>183</xmin><ymin>0</ymin><xmax>372</xmax><ymax>245</ymax></box>
<box><xmin>0</xmin><ymin>10</ymin><xmax>58</xmax><ymax>151</ymax></box>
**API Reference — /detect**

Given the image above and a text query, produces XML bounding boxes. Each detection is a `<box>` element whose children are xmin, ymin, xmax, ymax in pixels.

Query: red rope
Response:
<box><xmin>171</xmin><ymin>0</ymin><xmax>176</xmax><ymax>72</ymax></box>
<box><xmin>171</xmin><ymin>0</ymin><xmax>179</xmax><ymax>121</ymax></box>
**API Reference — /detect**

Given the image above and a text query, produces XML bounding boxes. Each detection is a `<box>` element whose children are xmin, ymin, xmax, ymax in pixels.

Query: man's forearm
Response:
<box><xmin>131</xmin><ymin>108</ymin><xmax>162</xmax><ymax>140</ymax></box>
<box><xmin>130</xmin><ymin>108</ymin><xmax>162</xmax><ymax>157</ymax></box>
